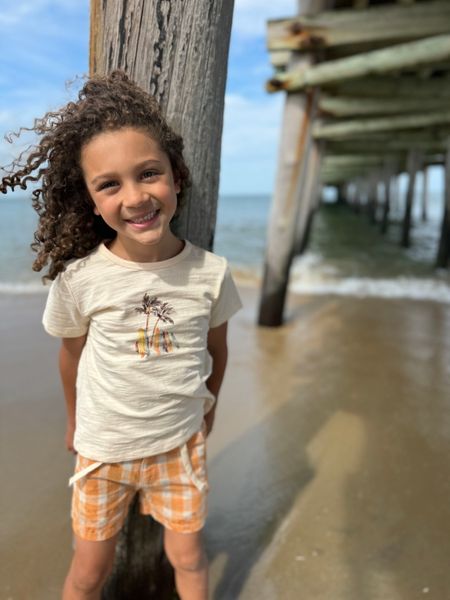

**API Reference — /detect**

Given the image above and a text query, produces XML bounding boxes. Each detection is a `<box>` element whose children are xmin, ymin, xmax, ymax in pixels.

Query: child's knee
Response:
<box><xmin>167</xmin><ymin>547</ymin><xmax>206</xmax><ymax>574</ymax></box>
<box><xmin>70</xmin><ymin>561</ymin><xmax>112</xmax><ymax>595</ymax></box>
<box><xmin>69</xmin><ymin>535</ymin><xmax>116</xmax><ymax>593</ymax></box>
<box><xmin>164</xmin><ymin>531</ymin><xmax>206</xmax><ymax>573</ymax></box>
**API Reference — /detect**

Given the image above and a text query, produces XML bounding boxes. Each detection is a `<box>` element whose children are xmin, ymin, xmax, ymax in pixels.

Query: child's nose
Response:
<box><xmin>122</xmin><ymin>182</ymin><xmax>149</xmax><ymax>207</ymax></box>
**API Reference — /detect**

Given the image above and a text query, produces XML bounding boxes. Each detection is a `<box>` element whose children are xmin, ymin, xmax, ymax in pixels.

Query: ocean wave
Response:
<box><xmin>290</xmin><ymin>277</ymin><xmax>450</xmax><ymax>304</ymax></box>
<box><xmin>2</xmin><ymin>272</ymin><xmax>450</xmax><ymax>305</ymax></box>
<box><xmin>230</xmin><ymin>265</ymin><xmax>450</xmax><ymax>304</ymax></box>
<box><xmin>0</xmin><ymin>281</ymin><xmax>49</xmax><ymax>295</ymax></box>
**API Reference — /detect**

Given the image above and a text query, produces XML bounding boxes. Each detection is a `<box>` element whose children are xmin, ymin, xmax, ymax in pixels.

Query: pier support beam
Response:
<box><xmin>391</xmin><ymin>173</ymin><xmax>400</xmax><ymax>216</ymax></box>
<box><xmin>401</xmin><ymin>150</ymin><xmax>421</xmax><ymax>248</ymax></box>
<box><xmin>381</xmin><ymin>161</ymin><xmax>397</xmax><ymax>235</ymax></box>
<box><xmin>422</xmin><ymin>166</ymin><xmax>429</xmax><ymax>222</ymax></box>
<box><xmin>367</xmin><ymin>171</ymin><xmax>380</xmax><ymax>224</ymax></box>
<box><xmin>381</xmin><ymin>168</ymin><xmax>391</xmax><ymax>235</ymax></box>
<box><xmin>258</xmin><ymin>86</ymin><xmax>317</xmax><ymax>326</ymax></box>
<box><xmin>294</xmin><ymin>139</ymin><xmax>323</xmax><ymax>255</ymax></box>
<box><xmin>258</xmin><ymin>0</ymin><xmax>330</xmax><ymax>327</ymax></box>
<box><xmin>436</xmin><ymin>142</ymin><xmax>450</xmax><ymax>268</ymax></box>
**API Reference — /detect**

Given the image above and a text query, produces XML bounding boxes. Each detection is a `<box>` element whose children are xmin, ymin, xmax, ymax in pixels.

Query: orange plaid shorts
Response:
<box><xmin>71</xmin><ymin>428</ymin><xmax>208</xmax><ymax>541</ymax></box>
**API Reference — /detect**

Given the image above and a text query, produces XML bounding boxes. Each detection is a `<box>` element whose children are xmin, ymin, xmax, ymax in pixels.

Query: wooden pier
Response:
<box><xmin>259</xmin><ymin>0</ymin><xmax>450</xmax><ymax>326</ymax></box>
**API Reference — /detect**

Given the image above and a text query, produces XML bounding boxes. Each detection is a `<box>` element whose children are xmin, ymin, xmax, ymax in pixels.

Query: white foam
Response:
<box><xmin>290</xmin><ymin>276</ymin><xmax>450</xmax><ymax>304</ymax></box>
<box><xmin>0</xmin><ymin>281</ymin><xmax>49</xmax><ymax>295</ymax></box>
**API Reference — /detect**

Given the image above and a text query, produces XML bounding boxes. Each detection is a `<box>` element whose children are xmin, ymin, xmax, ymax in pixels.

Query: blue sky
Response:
<box><xmin>0</xmin><ymin>0</ymin><xmax>297</xmax><ymax>195</ymax></box>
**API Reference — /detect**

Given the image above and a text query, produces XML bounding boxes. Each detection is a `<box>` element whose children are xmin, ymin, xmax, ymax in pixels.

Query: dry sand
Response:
<box><xmin>1</xmin><ymin>288</ymin><xmax>450</xmax><ymax>599</ymax></box>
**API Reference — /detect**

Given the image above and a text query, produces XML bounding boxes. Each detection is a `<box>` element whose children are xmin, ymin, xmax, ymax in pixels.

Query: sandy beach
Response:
<box><xmin>1</xmin><ymin>287</ymin><xmax>450</xmax><ymax>599</ymax></box>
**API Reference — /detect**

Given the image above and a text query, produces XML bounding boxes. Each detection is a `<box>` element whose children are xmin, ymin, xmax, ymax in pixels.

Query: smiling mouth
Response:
<box><xmin>127</xmin><ymin>209</ymin><xmax>160</xmax><ymax>224</ymax></box>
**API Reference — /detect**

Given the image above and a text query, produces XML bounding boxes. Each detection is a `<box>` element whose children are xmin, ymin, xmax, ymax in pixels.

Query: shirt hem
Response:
<box><xmin>74</xmin><ymin>418</ymin><xmax>205</xmax><ymax>463</ymax></box>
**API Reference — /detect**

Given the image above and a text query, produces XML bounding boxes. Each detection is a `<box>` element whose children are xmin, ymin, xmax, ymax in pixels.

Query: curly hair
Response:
<box><xmin>0</xmin><ymin>70</ymin><xmax>191</xmax><ymax>281</ymax></box>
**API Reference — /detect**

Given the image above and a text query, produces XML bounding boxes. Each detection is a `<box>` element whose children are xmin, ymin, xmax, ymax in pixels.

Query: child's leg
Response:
<box><xmin>164</xmin><ymin>528</ymin><xmax>208</xmax><ymax>600</ymax></box>
<box><xmin>67</xmin><ymin>456</ymin><xmax>137</xmax><ymax>599</ymax></box>
<box><xmin>62</xmin><ymin>533</ymin><xmax>118</xmax><ymax>600</ymax></box>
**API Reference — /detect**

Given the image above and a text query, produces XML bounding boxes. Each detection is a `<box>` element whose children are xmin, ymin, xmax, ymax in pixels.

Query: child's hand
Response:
<box><xmin>65</xmin><ymin>423</ymin><xmax>76</xmax><ymax>454</ymax></box>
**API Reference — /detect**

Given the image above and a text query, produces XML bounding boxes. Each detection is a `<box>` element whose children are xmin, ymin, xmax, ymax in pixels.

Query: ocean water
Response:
<box><xmin>1</xmin><ymin>191</ymin><xmax>450</xmax><ymax>302</ymax></box>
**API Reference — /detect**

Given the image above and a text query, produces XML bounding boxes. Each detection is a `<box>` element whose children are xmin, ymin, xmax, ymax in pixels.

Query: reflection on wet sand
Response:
<box><xmin>207</xmin><ymin>290</ymin><xmax>450</xmax><ymax>600</ymax></box>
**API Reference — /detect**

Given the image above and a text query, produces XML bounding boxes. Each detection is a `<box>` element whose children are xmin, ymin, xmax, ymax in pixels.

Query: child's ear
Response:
<box><xmin>93</xmin><ymin>205</ymin><xmax>100</xmax><ymax>216</ymax></box>
<box><xmin>174</xmin><ymin>181</ymin><xmax>181</xmax><ymax>194</ymax></box>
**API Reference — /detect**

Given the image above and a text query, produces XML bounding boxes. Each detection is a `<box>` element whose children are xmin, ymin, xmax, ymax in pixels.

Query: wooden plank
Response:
<box><xmin>321</xmin><ymin>169</ymin><xmax>382</xmax><ymax>185</ymax></box>
<box><xmin>271</xmin><ymin>1</ymin><xmax>450</xmax><ymax>32</ymax></box>
<box><xmin>326</xmin><ymin>134</ymin><xmax>450</xmax><ymax>153</ymax></box>
<box><xmin>319</xmin><ymin>95</ymin><xmax>450</xmax><ymax>117</ymax></box>
<box><xmin>327</xmin><ymin>135</ymin><xmax>450</xmax><ymax>155</ymax></box>
<box><xmin>267</xmin><ymin>2</ymin><xmax>450</xmax><ymax>51</ymax></box>
<box><xmin>313</xmin><ymin>109</ymin><xmax>450</xmax><ymax>140</ymax></box>
<box><xmin>269</xmin><ymin>16</ymin><xmax>450</xmax><ymax>52</ymax></box>
<box><xmin>324</xmin><ymin>76</ymin><xmax>450</xmax><ymax>98</ymax></box>
<box><xmin>267</xmin><ymin>34</ymin><xmax>450</xmax><ymax>92</ymax></box>
<box><xmin>323</xmin><ymin>154</ymin><xmax>400</xmax><ymax>166</ymax></box>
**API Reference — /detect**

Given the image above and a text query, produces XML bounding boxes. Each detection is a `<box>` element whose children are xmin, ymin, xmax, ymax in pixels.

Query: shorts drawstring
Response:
<box><xmin>69</xmin><ymin>461</ymin><xmax>103</xmax><ymax>487</ymax></box>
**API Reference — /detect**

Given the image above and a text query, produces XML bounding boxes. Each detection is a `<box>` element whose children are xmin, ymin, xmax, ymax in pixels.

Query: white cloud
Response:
<box><xmin>219</xmin><ymin>92</ymin><xmax>286</xmax><ymax>193</ymax></box>
<box><xmin>232</xmin><ymin>0</ymin><xmax>297</xmax><ymax>39</ymax></box>
<box><xmin>0</xmin><ymin>0</ymin><xmax>84</xmax><ymax>24</ymax></box>
<box><xmin>222</xmin><ymin>93</ymin><xmax>284</xmax><ymax>156</ymax></box>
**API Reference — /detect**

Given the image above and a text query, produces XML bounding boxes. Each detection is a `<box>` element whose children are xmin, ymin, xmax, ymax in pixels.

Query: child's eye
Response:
<box><xmin>142</xmin><ymin>170</ymin><xmax>157</xmax><ymax>180</ymax></box>
<box><xmin>97</xmin><ymin>180</ymin><xmax>117</xmax><ymax>191</ymax></box>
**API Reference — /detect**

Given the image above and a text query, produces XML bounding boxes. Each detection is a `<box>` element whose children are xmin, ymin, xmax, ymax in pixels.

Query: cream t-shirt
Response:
<box><xmin>42</xmin><ymin>241</ymin><xmax>242</xmax><ymax>462</ymax></box>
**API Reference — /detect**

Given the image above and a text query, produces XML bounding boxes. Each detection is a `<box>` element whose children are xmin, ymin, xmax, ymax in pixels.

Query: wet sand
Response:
<box><xmin>1</xmin><ymin>289</ymin><xmax>450</xmax><ymax>599</ymax></box>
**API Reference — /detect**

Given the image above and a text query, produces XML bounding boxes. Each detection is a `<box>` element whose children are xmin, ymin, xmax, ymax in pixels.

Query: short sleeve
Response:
<box><xmin>42</xmin><ymin>273</ymin><xmax>89</xmax><ymax>337</ymax></box>
<box><xmin>210</xmin><ymin>265</ymin><xmax>242</xmax><ymax>328</ymax></box>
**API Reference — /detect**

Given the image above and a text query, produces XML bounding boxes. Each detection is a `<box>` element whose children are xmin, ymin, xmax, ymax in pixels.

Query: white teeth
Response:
<box><xmin>129</xmin><ymin>210</ymin><xmax>158</xmax><ymax>224</ymax></box>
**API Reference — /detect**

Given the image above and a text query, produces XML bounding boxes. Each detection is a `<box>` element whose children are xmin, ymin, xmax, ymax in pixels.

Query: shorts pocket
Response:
<box><xmin>179</xmin><ymin>430</ymin><xmax>208</xmax><ymax>493</ymax></box>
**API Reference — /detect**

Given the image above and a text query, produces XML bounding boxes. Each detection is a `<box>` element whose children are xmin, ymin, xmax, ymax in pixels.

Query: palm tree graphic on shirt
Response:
<box><xmin>134</xmin><ymin>294</ymin><xmax>179</xmax><ymax>358</ymax></box>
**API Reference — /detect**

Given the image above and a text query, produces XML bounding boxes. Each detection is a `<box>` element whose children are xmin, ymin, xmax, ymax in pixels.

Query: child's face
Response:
<box><xmin>81</xmin><ymin>127</ymin><xmax>181</xmax><ymax>261</ymax></box>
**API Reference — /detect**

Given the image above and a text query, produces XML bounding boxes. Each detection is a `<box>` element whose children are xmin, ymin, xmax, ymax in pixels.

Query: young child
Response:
<box><xmin>1</xmin><ymin>70</ymin><xmax>241</xmax><ymax>600</ymax></box>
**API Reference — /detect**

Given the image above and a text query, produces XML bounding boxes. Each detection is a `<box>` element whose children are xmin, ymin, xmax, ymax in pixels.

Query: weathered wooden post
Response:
<box><xmin>353</xmin><ymin>178</ymin><xmax>363</xmax><ymax>214</ymax></box>
<box><xmin>391</xmin><ymin>172</ymin><xmax>400</xmax><ymax>217</ymax></box>
<box><xmin>422</xmin><ymin>165</ymin><xmax>429</xmax><ymax>222</ymax></box>
<box><xmin>367</xmin><ymin>171</ymin><xmax>379</xmax><ymax>224</ymax></box>
<box><xmin>381</xmin><ymin>161</ymin><xmax>396</xmax><ymax>235</ymax></box>
<box><xmin>380</xmin><ymin>173</ymin><xmax>390</xmax><ymax>235</ymax></box>
<box><xmin>258</xmin><ymin>0</ymin><xmax>330</xmax><ymax>327</ymax></box>
<box><xmin>90</xmin><ymin>0</ymin><xmax>234</xmax><ymax>249</ymax></box>
<box><xmin>89</xmin><ymin>1</ymin><xmax>234</xmax><ymax>598</ymax></box>
<box><xmin>436</xmin><ymin>141</ymin><xmax>450</xmax><ymax>268</ymax></box>
<box><xmin>401</xmin><ymin>149</ymin><xmax>421</xmax><ymax>248</ymax></box>
<box><xmin>293</xmin><ymin>138</ymin><xmax>323</xmax><ymax>255</ymax></box>
<box><xmin>336</xmin><ymin>183</ymin><xmax>346</xmax><ymax>204</ymax></box>
<box><xmin>347</xmin><ymin>181</ymin><xmax>357</xmax><ymax>210</ymax></box>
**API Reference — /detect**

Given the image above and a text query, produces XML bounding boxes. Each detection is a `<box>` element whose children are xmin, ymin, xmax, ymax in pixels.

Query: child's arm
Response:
<box><xmin>59</xmin><ymin>335</ymin><xmax>87</xmax><ymax>453</ymax></box>
<box><xmin>205</xmin><ymin>321</ymin><xmax>228</xmax><ymax>436</ymax></box>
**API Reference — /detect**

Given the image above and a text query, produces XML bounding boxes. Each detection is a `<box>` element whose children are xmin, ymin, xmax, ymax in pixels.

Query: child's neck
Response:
<box><xmin>107</xmin><ymin>234</ymin><xmax>185</xmax><ymax>263</ymax></box>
